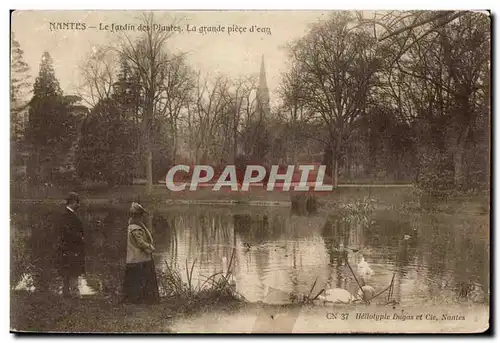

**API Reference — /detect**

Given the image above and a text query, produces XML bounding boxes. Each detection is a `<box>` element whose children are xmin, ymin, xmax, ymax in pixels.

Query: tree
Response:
<box><xmin>113</xmin><ymin>55</ymin><xmax>144</xmax><ymax>178</ymax></box>
<box><xmin>240</xmin><ymin>119</ymin><xmax>271</xmax><ymax>163</ymax></box>
<box><xmin>156</xmin><ymin>55</ymin><xmax>195</xmax><ymax>164</ymax></box>
<box><xmin>76</xmin><ymin>98</ymin><xmax>138</xmax><ymax>186</ymax></box>
<box><xmin>11</xmin><ymin>32</ymin><xmax>31</xmax><ymax>104</ymax></box>
<box><xmin>188</xmin><ymin>73</ymin><xmax>232</xmax><ymax>163</ymax></box>
<box><xmin>118</xmin><ymin>12</ymin><xmax>183</xmax><ymax>194</ymax></box>
<box><xmin>10</xmin><ymin>32</ymin><xmax>31</xmax><ymax>144</ymax></box>
<box><xmin>26</xmin><ymin>52</ymin><xmax>79</xmax><ymax>185</ymax></box>
<box><xmin>10</xmin><ymin>32</ymin><xmax>32</xmax><ymax>194</ymax></box>
<box><xmin>77</xmin><ymin>46</ymin><xmax>118</xmax><ymax>108</ymax></box>
<box><xmin>227</xmin><ymin>76</ymin><xmax>257</xmax><ymax>163</ymax></box>
<box><xmin>278</xmin><ymin>64</ymin><xmax>325</xmax><ymax>165</ymax></box>
<box><xmin>283</xmin><ymin>13</ymin><xmax>384</xmax><ymax>186</ymax></box>
<box><xmin>375</xmin><ymin>11</ymin><xmax>490</xmax><ymax>190</ymax></box>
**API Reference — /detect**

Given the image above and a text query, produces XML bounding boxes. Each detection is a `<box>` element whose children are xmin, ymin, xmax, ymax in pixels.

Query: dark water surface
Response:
<box><xmin>11</xmin><ymin>202</ymin><xmax>489</xmax><ymax>305</ymax></box>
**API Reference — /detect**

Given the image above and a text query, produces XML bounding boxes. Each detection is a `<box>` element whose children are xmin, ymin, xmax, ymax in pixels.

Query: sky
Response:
<box><xmin>11</xmin><ymin>10</ymin><xmax>331</xmax><ymax>105</ymax></box>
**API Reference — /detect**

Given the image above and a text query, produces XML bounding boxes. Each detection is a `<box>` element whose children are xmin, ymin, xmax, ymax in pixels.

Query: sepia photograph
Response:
<box><xmin>9</xmin><ymin>9</ymin><xmax>491</xmax><ymax>334</ymax></box>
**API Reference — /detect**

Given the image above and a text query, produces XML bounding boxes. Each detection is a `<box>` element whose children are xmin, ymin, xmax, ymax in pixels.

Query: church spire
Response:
<box><xmin>256</xmin><ymin>54</ymin><xmax>270</xmax><ymax>120</ymax></box>
<box><xmin>259</xmin><ymin>55</ymin><xmax>268</xmax><ymax>92</ymax></box>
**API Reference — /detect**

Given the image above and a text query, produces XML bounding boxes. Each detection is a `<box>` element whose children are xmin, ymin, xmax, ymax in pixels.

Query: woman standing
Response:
<box><xmin>122</xmin><ymin>202</ymin><xmax>160</xmax><ymax>304</ymax></box>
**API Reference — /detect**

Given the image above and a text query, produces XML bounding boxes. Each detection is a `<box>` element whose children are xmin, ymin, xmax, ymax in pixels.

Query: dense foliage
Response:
<box><xmin>15</xmin><ymin>11</ymin><xmax>490</xmax><ymax>194</ymax></box>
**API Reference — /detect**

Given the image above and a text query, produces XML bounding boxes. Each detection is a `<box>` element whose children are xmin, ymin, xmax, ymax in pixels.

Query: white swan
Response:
<box><xmin>14</xmin><ymin>273</ymin><xmax>35</xmax><ymax>292</ymax></box>
<box><xmin>77</xmin><ymin>276</ymin><xmax>96</xmax><ymax>296</ymax></box>
<box><xmin>357</xmin><ymin>255</ymin><xmax>374</xmax><ymax>278</ymax></box>
<box><xmin>317</xmin><ymin>288</ymin><xmax>356</xmax><ymax>304</ymax></box>
<box><xmin>357</xmin><ymin>285</ymin><xmax>376</xmax><ymax>301</ymax></box>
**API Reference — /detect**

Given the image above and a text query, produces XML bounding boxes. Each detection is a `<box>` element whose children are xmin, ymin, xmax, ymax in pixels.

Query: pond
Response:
<box><xmin>10</xmin><ymin>201</ymin><xmax>489</xmax><ymax>306</ymax></box>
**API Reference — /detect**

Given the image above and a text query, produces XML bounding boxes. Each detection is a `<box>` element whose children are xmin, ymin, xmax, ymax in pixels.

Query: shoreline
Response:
<box><xmin>10</xmin><ymin>187</ymin><xmax>489</xmax><ymax>216</ymax></box>
<box><xmin>11</xmin><ymin>183</ymin><xmax>418</xmax><ymax>205</ymax></box>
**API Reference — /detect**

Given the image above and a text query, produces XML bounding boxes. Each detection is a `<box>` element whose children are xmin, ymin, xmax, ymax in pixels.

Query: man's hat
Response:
<box><xmin>130</xmin><ymin>202</ymin><xmax>148</xmax><ymax>214</ymax></box>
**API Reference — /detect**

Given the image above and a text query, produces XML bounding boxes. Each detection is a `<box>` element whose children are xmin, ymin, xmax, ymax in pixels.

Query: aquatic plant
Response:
<box><xmin>336</xmin><ymin>197</ymin><xmax>376</xmax><ymax>227</ymax></box>
<box><xmin>157</xmin><ymin>248</ymin><xmax>245</xmax><ymax>305</ymax></box>
<box><xmin>296</xmin><ymin>277</ymin><xmax>331</xmax><ymax>305</ymax></box>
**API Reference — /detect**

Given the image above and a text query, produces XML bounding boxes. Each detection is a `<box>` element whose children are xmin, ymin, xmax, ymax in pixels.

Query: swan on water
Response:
<box><xmin>357</xmin><ymin>285</ymin><xmax>376</xmax><ymax>302</ymax></box>
<box><xmin>317</xmin><ymin>284</ymin><xmax>376</xmax><ymax>304</ymax></box>
<box><xmin>357</xmin><ymin>255</ymin><xmax>374</xmax><ymax>278</ymax></box>
<box><xmin>332</xmin><ymin>242</ymin><xmax>361</xmax><ymax>253</ymax></box>
<box><xmin>317</xmin><ymin>288</ymin><xmax>358</xmax><ymax>304</ymax></box>
<box><xmin>402</xmin><ymin>228</ymin><xmax>418</xmax><ymax>243</ymax></box>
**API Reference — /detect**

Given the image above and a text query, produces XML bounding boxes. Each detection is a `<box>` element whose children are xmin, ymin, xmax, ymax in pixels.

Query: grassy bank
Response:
<box><xmin>10</xmin><ymin>291</ymin><xmax>244</xmax><ymax>333</ymax></box>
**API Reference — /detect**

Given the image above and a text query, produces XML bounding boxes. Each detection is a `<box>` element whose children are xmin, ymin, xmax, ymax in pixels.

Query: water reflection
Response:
<box><xmin>10</xmin><ymin>203</ymin><xmax>489</xmax><ymax>305</ymax></box>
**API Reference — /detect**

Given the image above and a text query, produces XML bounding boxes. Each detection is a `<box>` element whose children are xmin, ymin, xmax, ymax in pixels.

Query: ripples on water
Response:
<box><xmin>10</xmin><ymin>203</ymin><xmax>489</xmax><ymax>305</ymax></box>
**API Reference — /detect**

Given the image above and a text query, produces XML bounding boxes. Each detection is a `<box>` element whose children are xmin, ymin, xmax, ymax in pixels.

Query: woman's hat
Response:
<box><xmin>130</xmin><ymin>202</ymin><xmax>148</xmax><ymax>214</ymax></box>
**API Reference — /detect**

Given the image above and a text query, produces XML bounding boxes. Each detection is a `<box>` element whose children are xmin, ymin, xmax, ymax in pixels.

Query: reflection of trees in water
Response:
<box><xmin>320</xmin><ymin>214</ymin><xmax>363</xmax><ymax>293</ymax></box>
<box><xmin>321</xmin><ymin>215</ymin><xmax>348</xmax><ymax>265</ymax></box>
<box><xmin>391</xmin><ymin>240</ymin><xmax>417</xmax><ymax>303</ymax></box>
<box><xmin>152</xmin><ymin>212</ymin><xmax>177</xmax><ymax>265</ymax></box>
<box><xmin>322</xmin><ymin>215</ymin><xmax>347</xmax><ymax>244</ymax></box>
<box><xmin>363</xmin><ymin>215</ymin><xmax>417</xmax><ymax>300</ymax></box>
<box><xmin>449</xmin><ymin>219</ymin><xmax>489</xmax><ymax>302</ymax></box>
<box><xmin>364</xmin><ymin>215</ymin><xmax>414</xmax><ymax>247</ymax></box>
<box><xmin>320</xmin><ymin>211</ymin><xmax>424</xmax><ymax>301</ymax></box>
<box><xmin>191</xmin><ymin>213</ymin><xmax>235</xmax><ymax>264</ymax></box>
<box><xmin>11</xmin><ymin>205</ymin><xmax>129</xmax><ymax>296</ymax></box>
<box><xmin>358</xmin><ymin>214</ymin><xmax>418</xmax><ymax>303</ymax></box>
<box><xmin>234</xmin><ymin>214</ymin><xmax>268</xmax><ymax>245</ymax></box>
<box><xmin>392</xmin><ymin>213</ymin><xmax>489</xmax><ymax>304</ymax></box>
<box><xmin>11</xmin><ymin>210</ymin><xmax>32</xmax><ymax>290</ymax></box>
<box><xmin>12</xmin><ymin>206</ymin><xmax>245</xmax><ymax>296</ymax></box>
<box><xmin>421</xmin><ymin>215</ymin><xmax>459</xmax><ymax>299</ymax></box>
<box><xmin>233</xmin><ymin>213</ymin><xmax>288</xmax><ymax>245</ymax></box>
<box><xmin>233</xmin><ymin>213</ymin><xmax>294</xmax><ymax>299</ymax></box>
<box><xmin>20</xmin><ymin>208</ymin><xmax>60</xmax><ymax>293</ymax></box>
<box><xmin>157</xmin><ymin>212</ymin><xmax>237</xmax><ymax>276</ymax></box>
<box><xmin>12</xmin><ymin>204</ymin><xmax>489</xmax><ymax>305</ymax></box>
<box><xmin>84</xmin><ymin>208</ymin><xmax>126</xmax><ymax>296</ymax></box>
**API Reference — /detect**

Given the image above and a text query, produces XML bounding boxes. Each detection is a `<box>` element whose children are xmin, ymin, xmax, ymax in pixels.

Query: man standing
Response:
<box><xmin>58</xmin><ymin>192</ymin><xmax>85</xmax><ymax>298</ymax></box>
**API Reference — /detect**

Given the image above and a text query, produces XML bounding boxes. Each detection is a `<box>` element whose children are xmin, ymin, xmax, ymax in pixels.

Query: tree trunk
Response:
<box><xmin>453</xmin><ymin>126</ymin><xmax>469</xmax><ymax>189</ymax></box>
<box><xmin>333</xmin><ymin>155</ymin><xmax>339</xmax><ymax>187</ymax></box>
<box><xmin>233</xmin><ymin>113</ymin><xmax>238</xmax><ymax>164</ymax></box>
<box><xmin>145</xmin><ymin>98</ymin><xmax>154</xmax><ymax>195</ymax></box>
<box><xmin>331</xmin><ymin>147</ymin><xmax>339</xmax><ymax>188</ymax></box>
<box><xmin>453</xmin><ymin>149</ymin><xmax>465</xmax><ymax>188</ymax></box>
<box><xmin>332</xmin><ymin>132</ymin><xmax>342</xmax><ymax>187</ymax></box>
<box><xmin>171</xmin><ymin>119</ymin><xmax>177</xmax><ymax>165</ymax></box>
<box><xmin>346</xmin><ymin>148</ymin><xmax>352</xmax><ymax>180</ymax></box>
<box><xmin>146</xmin><ymin>148</ymin><xmax>153</xmax><ymax>194</ymax></box>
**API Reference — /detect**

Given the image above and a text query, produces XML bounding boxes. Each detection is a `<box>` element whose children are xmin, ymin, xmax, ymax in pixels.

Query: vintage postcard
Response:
<box><xmin>10</xmin><ymin>10</ymin><xmax>490</xmax><ymax>334</ymax></box>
